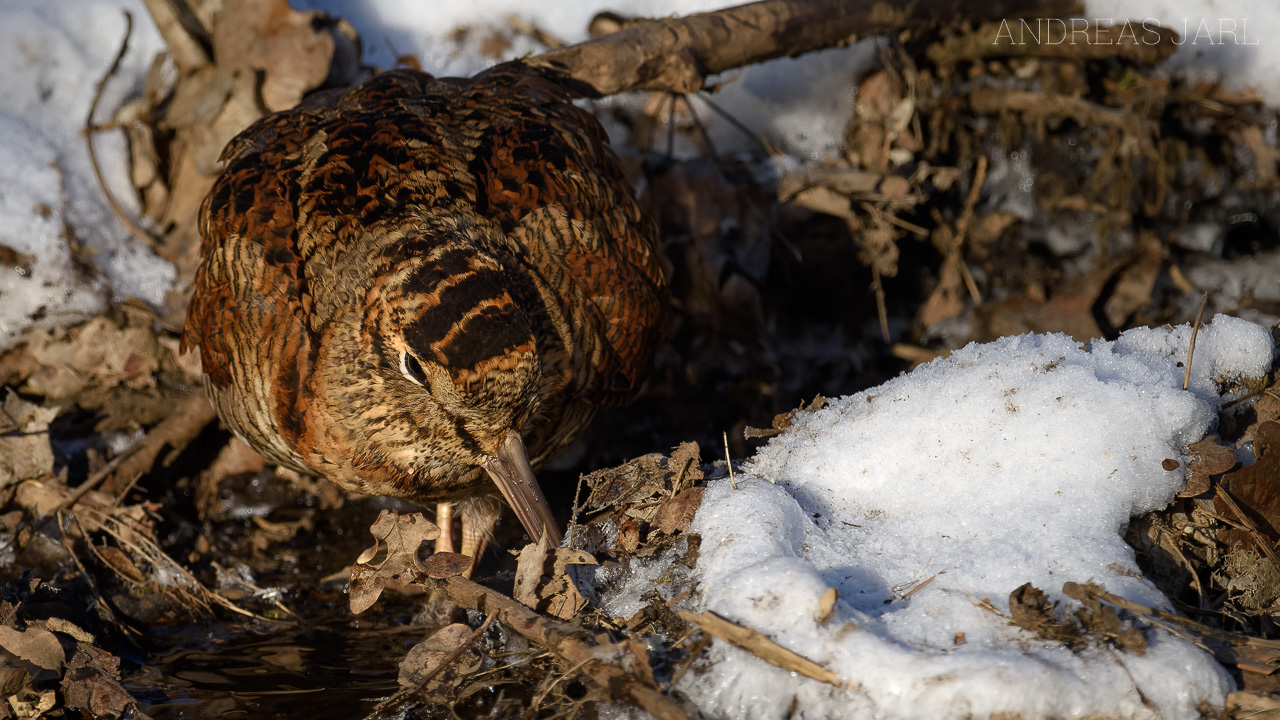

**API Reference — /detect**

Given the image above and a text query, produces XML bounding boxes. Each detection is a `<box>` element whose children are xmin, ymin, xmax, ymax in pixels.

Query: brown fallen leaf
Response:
<box><xmin>745</xmin><ymin>395</ymin><xmax>826</xmax><ymax>439</ymax></box>
<box><xmin>96</xmin><ymin>546</ymin><xmax>147</xmax><ymax>584</ymax></box>
<box><xmin>973</xmin><ymin>274</ymin><xmax>1107</xmax><ymax>343</ymax></box>
<box><xmin>0</xmin><ymin>390</ymin><xmax>56</xmax><ymax>488</ymax></box>
<box><xmin>61</xmin><ymin>645</ymin><xmax>140</xmax><ymax>719</ymax></box>
<box><xmin>815</xmin><ymin>587</ymin><xmax>839</xmax><ymax>625</ymax></box>
<box><xmin>349</xmin><ymin>511</ymin><xmax>440</xmax><ymax>614</ymax></box>
<box><xmin>515</xmin><ymin>544</ymin><xmax>600</xmax><ymax>620</ymax></box>
<box><xmin>19</xmin><ymin>305</ymin><xmax>161</xmax><ymax>400</ymax></box>
<box><xmin>513</xmin><ymin>532</ymin><xmax>557</xmax><ymax>610</ymax></box>
<box><xmin>1217</xmin><ymin>422</ymin><xmax>1280</xmax><ymax>548</ymax></box>
<box><xmin>417</xmin><ymin>552</ymin><xmax>474</xmax><ymax>580</ymax></box>
<box><xmin>544</xmin><ymin>549</ymin><xmax>600</xmax><ymax>620</ymax></box>
<box><xmin>0</xmin><ymin>626</ymin><xmax>65</xmax><ymax>672</ymax></box>
<box><xmin>7</xmin><ymin>689</ymin><xmax>55</xmax><ymax>718</ymax></box>
<box><xmin>1179</xmin><ymin>435</ymin><xmax>1237</xmax><ymax>497</ymax></box>
<box><xmin>1074</xmin><ymin>594</ymin><xmax>1147</xmax><ymax>655</ymax></box>
<box><xmin>397</xmin><ymin>623</ymin><xmax>480</xmax><ymax>694</ymax></box>
<box><xmin>654</xmin><ymin>488</ymin><xmax>705</xmax><ymax>535</ymax></box>
<box><xmin>918</xmin><ymin>250</ymin><xmax>968</xmax><ymax>329</ymax></box>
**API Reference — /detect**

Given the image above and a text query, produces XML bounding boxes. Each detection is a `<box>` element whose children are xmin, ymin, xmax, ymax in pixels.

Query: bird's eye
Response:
<box><xmin>400</xmin><ymin>352</ymin><xmax>427</xmax><ymax>386</ymax></box>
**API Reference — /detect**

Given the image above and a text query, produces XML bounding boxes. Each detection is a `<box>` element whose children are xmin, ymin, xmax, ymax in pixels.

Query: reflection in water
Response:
<box><xmin>132</xmin><ymin>617</ymin><xmax>419</xmax><ymax>719</ymax></box>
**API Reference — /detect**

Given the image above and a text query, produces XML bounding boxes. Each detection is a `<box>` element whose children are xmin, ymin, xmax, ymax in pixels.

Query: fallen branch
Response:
<box><xmin>532</xmin><ymin>0</ymin><xmax>1085</xmax><ymax>96</ymax></box>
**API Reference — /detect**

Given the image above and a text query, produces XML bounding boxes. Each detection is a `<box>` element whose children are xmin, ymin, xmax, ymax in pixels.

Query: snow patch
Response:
<box><xmin>626</xmin><ymin>316</ymin><xmax>1271</xmax><ymax>720</ymax></box>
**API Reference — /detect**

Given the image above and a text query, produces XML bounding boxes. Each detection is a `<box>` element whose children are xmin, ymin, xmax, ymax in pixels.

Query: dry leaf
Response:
<box><xmin>20</xmin><ymin>307</ymin><xmax>161</xmax><ymax>400</ymax></box>
<box><xmin>667</xmin><ymin>442</ymin><xmax>703</xmax><ymax>494</ymax></box>
<box><xmin>1216</xmin><ymin>422</ymin><xmax>1280</xmax><ymax>553</ymax></box>
<box><xmin>745</xmin><ymin>395</ymin><xmax>827</xmax><ymax>438</ymax></box>
<box><xmin>62</xmin><ymin>645</ymin><xmax>136</xmax><ymax>718</ymax></box>
<box><xmin>974</xmin><ymin>273</ymin><xmax>1107</xmax><ymax>343</ymax></box>
<box><xmin>97</xmin><ymin>547</ymin><xmax>147</xmax><ymax>584</ymax></box>
<box><xmin>0</xmin><ymin>626</ymin><xmax>65</xmax><ymax>671</ymax></box>
<box><xmin>1008</xmin><ymin>583</ymin><xmax>1082</xmax><ymax>645</ymax></box>
<box><xmin>513</xmin><ymin>533</ymin><xmax>556</xmax><ymax>609</ymax></box>
<box><xmin>212</xmin><ymin>0</ymin><xmax>356</xmax><ymax>113</ymax></box>
<box><xmin>349</xmin><ymin>511</ymin><xmax>439</xmax><ymax>614</ymax></box>
<box><xmin>919</xmin><ymin>251</ymin><xmax>968</xmax><ymax>329</ymax></box>
<box><xmin>398</xmin><ymin>623</ymin><xmax>478</xmax><ymax>692</ymax></box>
<box><xmin>8</xmin><ymin>689</ymin><xmax>55</xmax><ymax>718</ymax></box>
<box><xmin>417</xmin><ymin>552</ymin><xmax>473</xmax><ymax>579</ymax></box>
<box><xmin>0</xmin><ymin>391</ymin><xmax>55</xmax><ymax>488</ymax></box>
<box><xmin>1179</xmin><ymin>435</ymin><xmax>1237</xmax><ymax>497</ymax></box>
<box><xmin>654</xmin><ymin>488</ymin><xmax>705</xmax><ymax>535</ymax></box>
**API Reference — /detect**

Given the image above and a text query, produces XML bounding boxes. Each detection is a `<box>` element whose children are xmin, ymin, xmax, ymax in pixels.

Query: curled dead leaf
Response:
<box><xmin>654</xmin><ymin>488</ymin><xmax>705</xmax><ymax>535</ymax></box>
<box><xmin>417</xmin><ymin>552</ymin><xmax>473</xmax><ymax>579</ymax></box>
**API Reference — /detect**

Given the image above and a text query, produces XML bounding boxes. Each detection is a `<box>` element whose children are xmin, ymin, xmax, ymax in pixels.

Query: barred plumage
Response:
<box><xmin>183</xmin><ymin>63</ymin><xmax>666</xmax><ymax>562</ymax></box>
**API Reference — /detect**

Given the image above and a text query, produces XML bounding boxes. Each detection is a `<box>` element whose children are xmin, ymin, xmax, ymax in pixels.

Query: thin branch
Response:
<box><xmin>84</xmin><ymin>11</ymin><xmax>162</xmax><ymax>250</ymax></box>
<box><xmin>1183</xmin><ymin>292</ymin><xmax>1209</xmax><ymax>390</ymax></box>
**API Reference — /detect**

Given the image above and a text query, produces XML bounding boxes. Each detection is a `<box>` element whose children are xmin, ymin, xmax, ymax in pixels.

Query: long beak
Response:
<box><xmin>482</xmin><ymin>430</ymin><xmax>563</xmax><ymax>547</ymax></box>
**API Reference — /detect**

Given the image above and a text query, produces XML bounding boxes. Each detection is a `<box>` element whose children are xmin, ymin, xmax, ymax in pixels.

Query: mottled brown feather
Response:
<box><xmin>183</xmin><ymin>62</ymin><xmax>666</xmax><ymax>512</ymax></box>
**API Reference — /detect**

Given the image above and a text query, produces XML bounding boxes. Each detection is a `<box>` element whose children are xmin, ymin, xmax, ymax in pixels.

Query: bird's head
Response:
<box><xmin>313</xmin><ymin>230</ymin><xmax>562</xmax><ymax>545</ymax></box>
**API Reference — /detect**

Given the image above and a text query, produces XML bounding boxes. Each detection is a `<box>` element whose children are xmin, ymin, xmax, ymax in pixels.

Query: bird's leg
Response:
<box><xmin>434</xmin><ymin>501</ymin><xmax>456</xmax><ymax>554</ymax></box>
<box><xmin>458</xmin><ymin>499</ymin><xmax>501</xmax><ymax>578</ymax></box>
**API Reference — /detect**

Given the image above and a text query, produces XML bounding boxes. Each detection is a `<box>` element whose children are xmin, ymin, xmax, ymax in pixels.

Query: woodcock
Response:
<box><xmin>184</xmin><ymin>63</ymin><xmax>666</xmax><ymax>564</ymax></box>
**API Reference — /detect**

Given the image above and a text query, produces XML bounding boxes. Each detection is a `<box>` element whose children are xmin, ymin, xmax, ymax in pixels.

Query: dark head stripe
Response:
<box><xmin>405</xmin><ymin>268</ymin><xmax>510</xmax><ymax>350</ymax></box>
<box><xmin>430</xmin><ymin>304</ymin><xmax>533</xmax><ymax>374</ymax></box>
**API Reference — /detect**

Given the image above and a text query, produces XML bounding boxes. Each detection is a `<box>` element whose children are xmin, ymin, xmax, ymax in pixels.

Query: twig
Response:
<box><xmin>953</xmin><ymin>156</ymin><xmax>989</xmax><ymax>303</ymax></box>
<box><xmin>54</xmin><ymin>510</ymin><xmax>142</xmax><ymax>644</ymax></box>
<box><xmin>723</xmin><ymin>432</ymin><xmax>737</xmax><ymax>490</ymax></box>
<box><xmin>1215</xmin><ymin>488</ymin><xmax>1280</xmax><ymax>570</ymax></box>
<box><xmin>900</xmin><ymin>574</ymin><xmax>937</xmax><ymax>600</ymax></box>
<box><xmin>436</xmin><ymin>575</ymin><xmax>691</xmax><ymax>720</ymax></box>
<box><xmin>668</xmin><ymin>634</ymin><xmax>709</xmax><ymax>688</ymax></box>
<box><xmin>678</xmin><ymin>610</ymin><xmax>843</xmax><ymax>687</ymax></box>
<box><xmin>872</xmin><ymin>267</ymin><xmax>890</xmax><ymax>343</ymax></box>
<box><xmin>693</xmin><ymin>93</ymin><xmax>773</xmax><ymax>156</ymax></box>
<box><xmin>1183</xmin><ymin>292</ymin><xmax>1209</xmax><ymax>390</ymax></box>
<box><xmin>1063</xmin><ymin>582</ymin><xmax>1280</xmax><ymax>650</ymax></box>
<box><xmin>568</xmin><ymin>473</ymin><xmax>587</xmax><ymax>547</ymax></box>
<box><xmin>210</xmin><ymin>562</ymin><xmax>300</xmax><ymax>620</ymax></box>
<box><xmin>679</xmin><ymin>94</ymin><xmax>718</xmax><ymax>157</ymax></box>
<box><xmin>366</xmin><ymin>612</ymin><xmax>497</xmax><ymax>717</ymax></box>
<box><xmin>57</xmin><ymin>441</ymin><xmax>145</xmax><ymax>511</ymax></box>
<box><xmin>666</xmin><ymin>93</ymin><xmax>679</xmax><ymax>158</ymax></box>
<box><xmin>84</xmin><ymin>11</ymin><xmax>161</xmax><ymax>250</ymax></box>
<box><xmin>530</xmin><ymin>656</ymin><xmax>594</xmax><ymax>713</ymax></box>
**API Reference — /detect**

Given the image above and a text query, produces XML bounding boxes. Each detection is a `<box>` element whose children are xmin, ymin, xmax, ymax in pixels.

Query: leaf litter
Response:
<box><xmin>0</xmin><ymin>1</ymin><xmax>1279</xmax><ymax>718</ymax></box>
